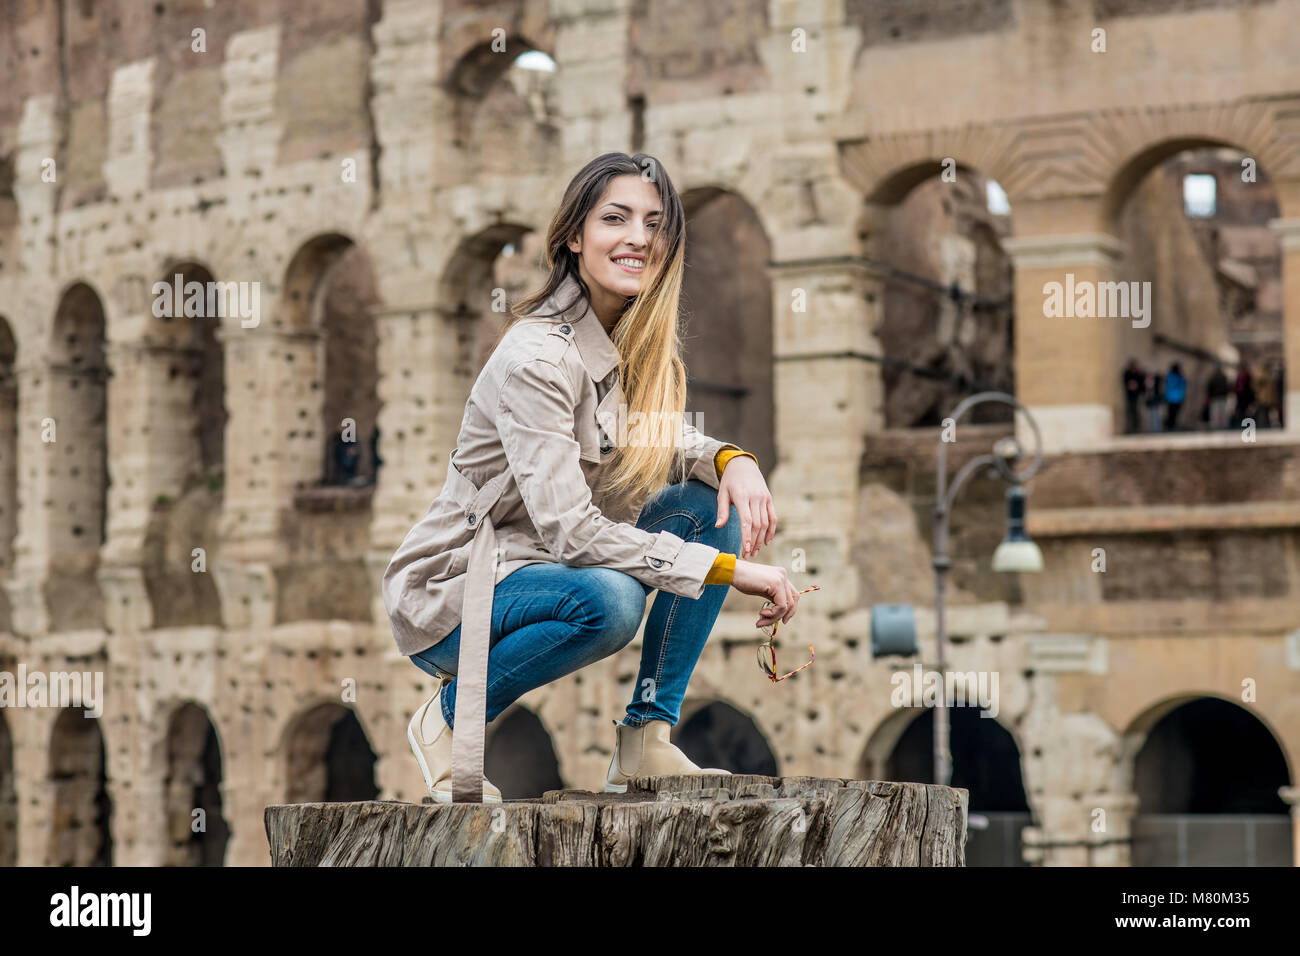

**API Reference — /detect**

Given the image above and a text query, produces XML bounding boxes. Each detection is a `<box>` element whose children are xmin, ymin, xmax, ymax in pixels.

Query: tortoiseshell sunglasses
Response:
<box><xmin>756</xmin><ymin>585</ymin><xmax>820</xmax><ymax>682</ymax></box>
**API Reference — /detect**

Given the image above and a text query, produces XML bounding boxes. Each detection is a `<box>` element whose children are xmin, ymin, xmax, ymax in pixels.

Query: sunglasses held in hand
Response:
<box><xmin>756</xmin><ymin>585</ymin><xmax>820</xmax><ymax>682</ymax></box>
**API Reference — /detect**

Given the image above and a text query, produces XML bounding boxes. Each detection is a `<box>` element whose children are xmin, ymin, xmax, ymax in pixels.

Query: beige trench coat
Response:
<box><xmin>382</xmin><ymin>273</ymin><xmax>737</xmax><ymax>801</ymax></box>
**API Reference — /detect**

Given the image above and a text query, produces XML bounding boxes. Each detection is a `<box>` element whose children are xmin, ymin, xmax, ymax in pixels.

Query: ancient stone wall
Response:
<box><xmin>0</xmin><ymin>0</ymin><xmax>1297</xmax><ymax>867</ymax></box>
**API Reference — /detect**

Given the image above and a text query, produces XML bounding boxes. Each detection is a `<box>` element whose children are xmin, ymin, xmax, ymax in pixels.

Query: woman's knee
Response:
<box><xmin>568</xmin><ymin>569</ymin><xmax>647</xmax><ymax>652</ymax></box>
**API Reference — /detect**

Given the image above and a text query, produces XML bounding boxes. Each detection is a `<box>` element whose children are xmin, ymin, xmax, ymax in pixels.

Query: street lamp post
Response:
<box><xmin>932</xmin><ymin>391</ymin><xmax>1044</xmax><ymax>788</ymax></box>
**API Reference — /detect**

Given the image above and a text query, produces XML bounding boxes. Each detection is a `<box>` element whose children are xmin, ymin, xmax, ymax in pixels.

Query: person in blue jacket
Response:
<box><xmin>1164</xmin><ymin>362</ymin><xmax>1187</xmax><ymax>431</ymax></box>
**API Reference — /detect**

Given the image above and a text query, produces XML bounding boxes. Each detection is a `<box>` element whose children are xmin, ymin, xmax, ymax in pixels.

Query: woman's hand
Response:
<box><xmin>730</xmin><ymin>559</ymin><xmax>800</xmax><ymax>627</ymax></box>
<box><xmin>714</xmin><ymin>456</ymin><xmax>775</xmax><ymax>558</ymax></box>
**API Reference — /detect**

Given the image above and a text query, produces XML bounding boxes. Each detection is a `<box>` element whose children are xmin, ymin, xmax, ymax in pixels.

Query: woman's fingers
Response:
<box><xmin>715</xmin><ymin>485</ymin><xmax>731</xmax><ymax>529</ymax></box>
<box><xmin>749</xmin><ymin>498</ymin><xmax>766</xmax><ymax>557</ymax></box>
<box><xmin>739</xmin><ymin>500</ymin><xmax>753</xmax><ymax>557</ymax></box>
<box><xmin>765</xmin><ymin>497</ymin><xmax>777</xmax><ymax>546</ymax></box>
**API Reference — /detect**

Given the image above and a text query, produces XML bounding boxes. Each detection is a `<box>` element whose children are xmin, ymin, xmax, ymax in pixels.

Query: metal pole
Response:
<box><xmin>931</xmin><ymin>391</ymin><xmax>1043</xmax><ymax>790</ymax></box>
<box><xmin>933</xmin><ymin>438</ymin><xmax>952</xmax><ymax>789</ymax></box>
<box><xmin>933</xmin><ymin>544</ymin><xmax>952</xmax><ymax>788</ymax></box>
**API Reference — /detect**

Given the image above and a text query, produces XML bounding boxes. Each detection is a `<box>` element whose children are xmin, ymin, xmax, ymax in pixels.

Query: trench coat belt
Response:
<box><xmin>444</xmin><ymin>451</ymin><xmax>514</xmax><ymax>803</ymax></box>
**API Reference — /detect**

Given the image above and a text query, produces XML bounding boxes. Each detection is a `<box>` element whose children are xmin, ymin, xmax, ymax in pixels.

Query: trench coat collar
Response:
<box><xmin>549</xmin><ymin>273</ymin><xmax>621</xmax><ymax>383</ymax></box>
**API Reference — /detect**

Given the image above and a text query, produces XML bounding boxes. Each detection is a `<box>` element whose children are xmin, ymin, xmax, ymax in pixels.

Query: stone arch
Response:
<box><xmin>439</xmin><ymin>221</ymin><xmax>538</xmax><ymax>375</ymax></box>
<box><xmin>1104</xmin><ymin>140</ymin><xmax>1285</xmax><ymax>435</ymax></box>
<box><xmin>48</xmin><ymin>707</ymin><xmax>112</xmax><ymax>866</ymax></box>
<box><xmin>161</xmin><ymin>701</ymin><xmax>228</xmax><ymax>866</ymax></box>
<box><xmin>277</xmin><ymin>233</ymin><xmax>382</xmax><ymax>490</ymax></box>
<box><xmin>838</xmin><ymin>122</ymin><xmax>1026</xmax><ymax>208</ymax></box>
<box><xmin>864</xmin><ymin>705</ymin><xmax>1031</xmax><ymax>865</ymax></box>
<box><xmin>0</xmin><ymin>315</ymin><xmax>16</xmax><ymax>633</ymax></box>
<box><xmin>857</xmin><ymin>704</ymin><xmax>917</xmax><ymax>782</ymax></box>
<box><xmin>271</xmin><ymin>235</ymin><xmax>383</xmax><ymax>623</ymax></box>
<box><xmin>0</xmin><ymin>708</ymin><xmax>14</xmax><ymax>866</ymax></box>
<box><xmin>674</xmin><ymin>698</ymin><xmax>778</xmax><ymax>775</ymax></box>
<box><xmin>282</xmin><ymin>701</ymin><xmax>379</xmax><ymax>804</ymax></box>
<box><xmin>679</xmin><ymin>186</ymin><xmax>775</xmax><ymax>475</ymax></box>
<box><xmin>1122</xmin><ymin>694</ymin><xmax>1292</xmax><ymax>865</ymax></box>
<box><xmin>140</xmin><ymin>262</ymin><xmax>225</xmax><ymax>630</ymax></box>
<box><xmin>440</xmin><ymin>31</ymin><xmax>561</xmax><ymax>178</ymax></box>
<box><xmin>46</xmin><ymin>281</ymin><xmax>109</xmax><ymax>632</ymax></box>
<box><xmin>1123</xmin><ymin>692</ymin><xmax>1294</xmax><ymax>806</ymax></box>
<box><xmin>153</xmin><ymin>259</ymin><xmax>227</xmax><ymax>477</ymax></box>
<box><xmin>863</xmin><ymin>158</ymin><xmax>989</xmax><ymax>207</ymax></box>
<box><xmin>1098</xmin><ymin>105</ymin><xmax>1297</xmax><ymax>230</ymax></box>
<box><xmin>484</xmin><ymin>703</ymin><xmax>564</xmax><ymax>799</ymax></box>
<box><xmin>849</xmin><ymin>157</ymin><xmax>1017</xmax><ymax>428</ymax></box>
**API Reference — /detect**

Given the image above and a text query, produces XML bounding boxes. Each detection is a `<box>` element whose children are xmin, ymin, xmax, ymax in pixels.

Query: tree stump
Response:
<box><xmin>265</xmin><ymin>774</ymin><xmax>967</xmax><ymax>866</ymax></box>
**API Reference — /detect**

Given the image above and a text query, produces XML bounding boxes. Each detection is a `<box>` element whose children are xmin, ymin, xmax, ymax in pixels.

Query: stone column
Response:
<box><xmin>1002</xmin><ymin>232</ymin><xmax>1127</xmax><ymax>453</ymax></box>
<box><xmin>103</xmin><ymin>60</ymin><xmax>154</xmax><ymax>199</ymax></box>
<box><xmin>1280</xmin><ymin>785</ymin><xmax>1300</xmax><ymax>866</ymax></box>
<box><xmin>3</xmin><ymin>92</ymin><xmax>61</xmax><ymax>636</ymax></box>
<box><xmin>1267</xmin><ymin>218</ymin><xmax>1300</xmax><ymax>435</ymax></box>
<box><xmin>212</xmin><ymin>321</ymin><xmax>316</xmax><ymax>630</ymax></box>
<box><xmin>4</xmin><ymin>364</ymin><xmax>53</xmax><ymax>636</ymax></box>
<box><xmin>766</xmin><ymin>259</ymin><xmax>885</xmax><ymax>607</ymax></box>
<box><xmin>1022</xmin><ymin>796</ymin><xmax>1090</xmax><ymax>866</ymax></box>
<box><xmin>1088</xmin><ymin>792</ymin><xmax>1141</xmax><ymax>866</ymax></box>
<box><xmin>98</xmin><ymin>327</ymin><xmax>209</xmax><ymax>636</ymax></box>
<box><xmin>552</xmin><ymin>0</ymin><xmax>633</xmax><ymax>164</ymax></box>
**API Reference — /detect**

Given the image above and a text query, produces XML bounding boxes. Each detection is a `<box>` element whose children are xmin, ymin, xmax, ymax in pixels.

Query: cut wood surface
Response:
<box><xmin>264</xmin><ymin>774</ymin><xmax>967</xmax><ymax>866</ymax></box>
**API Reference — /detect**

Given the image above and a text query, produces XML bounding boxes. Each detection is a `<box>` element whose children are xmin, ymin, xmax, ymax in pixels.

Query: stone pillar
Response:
<box><xmin>766</xmin><ymin>259</ymin><xmax>885</xmax><ymax>607</ymax></box>
<box><xmin>212</xmin><ymin>321</ymin><xmax>315</xmax><ymax>628</ymax></box>
<box><xmin>217</xmin><ymin>26</ymin><xmax>282</xmax><ymax>182</ymax></box>
<box><xmin>3</xmin><ymin>92</ymin><xmax>62</xmax><ymax>636</ymax></box>
<box><xmin>1088</xmin><ymin>792</ymin><xmax>1141</xmax><ymax>866</ymax></box>
<box><xmin>366</xmin><ymin>0</ymin><xmax>444</xmax><ymax>563</ymax></box>
<box><xmin>1002</xmin><ymin>233</ymin><xmax>1127</xmax><ymax>453</ymax></box>
<box><xmin>10</xmin><ymin>708</ymin><xmax>54</xmax><ymax>865</ymax></box>
<box><xmin>1022</xmin><ymin>797</ymin><xmax>1089</xmax><ymax>866</ymax></box>
<box><xmin>217</xmin><ymin>776</ymin><xmax>276</xmax><ymax>867</ymax></box>
<box><xmin>1280</xmin><ymin>785</ymin><xmax>1300</xmax><ymax>866</ymax></box>
<box><xmin>4</xmin><ymin>364</ymin><xmax>53</xmax><ymax>636</ymax></box>
<box><xmin>103</xmin><ymin>60</ymin><xmax>155</xmax><ymax>199</ymax></box>
<box><xmin>1267</xmin><ymin>218</ymin><xmax>1300</xmax><ymax>434</ymax></box>
<box><xmin>552</xmin><ymin>0</ymin><xmax>633</xmax><ymax>164</ymax></box>
<box><xmin>97</xmin><ymin>329</ymin><xmax>208</xmax><ymax>635</ymax></box>
<box><xmin>101</xmin><ymin>338</ymin><xmax>203</xmax><ymax>566</ymax></box>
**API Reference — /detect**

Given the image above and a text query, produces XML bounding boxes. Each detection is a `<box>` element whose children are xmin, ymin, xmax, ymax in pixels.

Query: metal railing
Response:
<box><xmin>1131</xmin><ymin>814</ymin><xmax>1292</xmax><ymax>867</ymax></box>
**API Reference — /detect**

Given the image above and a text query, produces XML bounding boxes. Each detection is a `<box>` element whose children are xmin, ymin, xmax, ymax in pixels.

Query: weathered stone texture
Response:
<box><xmin>0</xmin><ymin>0</ymin><xmax>1296</xmax><ymax>870</ymax></box>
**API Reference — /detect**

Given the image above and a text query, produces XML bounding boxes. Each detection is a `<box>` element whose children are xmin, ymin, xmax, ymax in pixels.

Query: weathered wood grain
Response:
<box><xmin>265</xmin><ymin>774</ymin><xmax>966</xmax><ymax>866</ymax></box>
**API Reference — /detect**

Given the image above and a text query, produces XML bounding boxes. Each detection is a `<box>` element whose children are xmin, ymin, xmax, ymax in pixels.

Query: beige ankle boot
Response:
<box><xmin>603</xmin><ymin>718</ymin><xmax>731</xmax><ymax>793</ymax></box>
<box><xmin>407</xmin><ymin>678</ymin><xmax>502</xmax><ymax>803</ymax></box>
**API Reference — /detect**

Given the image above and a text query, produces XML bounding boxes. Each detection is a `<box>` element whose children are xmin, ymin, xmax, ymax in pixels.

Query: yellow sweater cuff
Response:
<box><xmin>704</xmin><ymin>551</ymin><xmax>736</xmax><ymax>586</ymax></box>
<box><xmin>714</xmin><ymin>446</ymin><xmax>758</xmax><ymax>478</ymax></box>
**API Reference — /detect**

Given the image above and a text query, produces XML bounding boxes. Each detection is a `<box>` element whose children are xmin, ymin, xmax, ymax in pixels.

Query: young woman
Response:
<box><xmin>382</xmin><ymin>152</ymin><xmax>801</xmax><ymax>804</ymax></box>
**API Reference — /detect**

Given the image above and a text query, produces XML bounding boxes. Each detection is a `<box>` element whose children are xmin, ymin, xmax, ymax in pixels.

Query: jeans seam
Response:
<box><xmin>629</xmin><ymin>506</ymin><xmax>707</xmax><ymax>727</ymax></box>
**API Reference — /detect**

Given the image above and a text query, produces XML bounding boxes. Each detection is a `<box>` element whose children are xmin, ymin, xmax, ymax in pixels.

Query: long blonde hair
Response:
<box><xmin>497</xmin><ymin>152</ymin><xmax>689</xmax><ymax>511</ymax></box>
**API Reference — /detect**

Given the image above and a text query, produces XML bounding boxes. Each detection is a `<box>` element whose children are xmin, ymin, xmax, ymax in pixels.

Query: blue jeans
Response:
<box><xmin>409</xmin><ymin>478</ymin><xmax>743</xmax><ymax>730</ymax></box>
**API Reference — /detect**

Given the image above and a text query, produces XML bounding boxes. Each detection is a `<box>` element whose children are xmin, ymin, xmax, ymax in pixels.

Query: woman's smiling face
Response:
<box><xmin>567</xmin><ymin>174</ymin><xmax>661</xmax><ymax>326</ymax></box>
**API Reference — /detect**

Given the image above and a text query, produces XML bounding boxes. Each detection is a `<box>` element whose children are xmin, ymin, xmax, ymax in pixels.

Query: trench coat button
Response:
<box><xmin>648</xmin><ymin>557</ymin><xmax>664</xmax><ymax>568</ymax></box>
<box><xmin>559</xmin><ymin>324</ymin><xmax>572</xmax><ymax>334</ymax></box>
<box><xmin>467</xmin><ymin>513</ymin><xmax>476</xmax><ymax>526</ymax></box>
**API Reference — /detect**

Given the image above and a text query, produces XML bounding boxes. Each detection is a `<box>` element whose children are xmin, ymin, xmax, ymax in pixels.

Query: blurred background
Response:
<box><xmin>0</xmin><ymin>0</ymin><xmax>1298</xmax><ymax>866</ymax></box>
